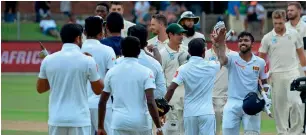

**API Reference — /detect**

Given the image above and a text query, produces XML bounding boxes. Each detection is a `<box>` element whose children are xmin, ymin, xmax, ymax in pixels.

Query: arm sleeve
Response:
<box><xmin>260</xmin><ymin>61</ymin><xmax>268</xmax><ymax>79</ymax></box>
<box><xmin>144</xmin><ymin>70</ymin><xmax>156</xmax><ymax>90</ymax></box>
<box><xmin>87</xmin><ymin>57</ymin><xmax>101</xmax><ymax>82</ymax></box>
<box><xmin>155</xmin><ymin>66</ymin><xmax>167</xmax><ymax>98</ymax></box>
<box><xmin>103</xmin><ymin>71</ymin><xmax>111</xmax><ymax>93</ymax></box>
<box><xmin>295</xmin><ymin>33</ymin><xmax>304</xmax><ymax>49</ymax></box>
<box><xmin>38</xmin><ymin>58</ymin><xmax>48</xmax><ymax>79</ymax></box>
<box><xmin>259</xmin><ymin>36</ymin><xmax>269</xmax><ymax>53</ymax></box>
<box><xmin>106</xmin><ymin>49</ymin><xmax>116</xmax><ymax>69</ymax></box>
<box><xmin>172</xmin><ymin>68</ymin><xmax>184</xmax><ymax>86</ymax></box>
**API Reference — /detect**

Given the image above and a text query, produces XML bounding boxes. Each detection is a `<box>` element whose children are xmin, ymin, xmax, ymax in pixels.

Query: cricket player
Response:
<box><xmin>100</xmin><ymin>12</ymin><xmax>124</xmax><ymax>58</ymax></box>
<box><xmin>160</xmin><ymin>23</ymin><xmax>189</xmax><ymax>135</ymax></box>
<box><xmin>148</xmin><ymin>14</ymin><xmax>169</xmax><ymax>51</ymax></box>
<box><xmin>286</xmin><ymin>2</ymin><xmax>306</xmax><ymax>77</ymax></box>
<box><xmin>36</xmin><ymin>23</ymin><xmax>104</xmax><ymax>135</ymax></box>
<box><xmin>204</xmin><ymin>23</ymin><xmax>236</xmax><ymax>135</ymax></box>
<box><xmin>165</xmin><ymin>38</ymin><xmax>218</xmax><ymax>135</ymax></box>
<box><xmin>109</xmin><ymin>1</ymin><xmax>135</xmax><ymax>38</ymax></box>
<box><xmin>177</xmin><ymin>11</ymin><xmax>205</xmax><ymax>47</ymax></box>
<box><xmin>214</xmin><ymin>28</ymin><xmax>268</xmax><ymax>135</ymax></box>
<box><xmin>259</xmin><ymin>9</ymin><xmax>306</xmax><ymax>135</ymax></box>
<box><xmin>117</xmin><ymin>25</ymin><xmax>167</xmax><ymax>100</ymax></box>
<box><xmin>146</xmin><ymin>14</ymin><xmax>169</xmax><ymax>64</ymax></box>
<box><xmin>97</xmin><ymin>36</ymin><xmax>163</xmax><ymax>135</ymax></box>
<box><xmin>95</xmin><ymin>3</ymin><xmax>109</xmax><ymax>20</ymax></box>
<box><xmin>81</xmin><ymin>16</ymin><xmax>116</xmax><ymax>135</ymax></box>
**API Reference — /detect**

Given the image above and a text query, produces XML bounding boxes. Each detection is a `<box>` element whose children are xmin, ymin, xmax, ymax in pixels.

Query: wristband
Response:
<box><xmin>303</xmin><ymin>66</ymin><xmax>306</xmax><ymax>71</ymax></box>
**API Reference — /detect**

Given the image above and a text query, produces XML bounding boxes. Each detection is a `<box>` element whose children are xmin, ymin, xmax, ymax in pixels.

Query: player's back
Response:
<box><xmin>175</xmin><ymin>56</ymin><xmax>220</xmax><ymax>117</ymax></box>
<box><xmin>107</xmin><ymin>58</ymin><xmax>153</xmax><ymax>131</ymax></box>
<box><xmin>81</xmin><ymin>39</ymin><xmax>115</xmax><ymax>108</ymax></box>
<box><xmin>43</xmin><ymin>44</ymin><xmax>92</xmax><ymax>127</ymax></box>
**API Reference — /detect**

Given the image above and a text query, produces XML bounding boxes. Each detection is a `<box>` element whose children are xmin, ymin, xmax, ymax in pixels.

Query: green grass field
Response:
<box><xmin>1</xmin><ymin>74</ymin><xmax>277</xmax><ymax>134</ymax></box>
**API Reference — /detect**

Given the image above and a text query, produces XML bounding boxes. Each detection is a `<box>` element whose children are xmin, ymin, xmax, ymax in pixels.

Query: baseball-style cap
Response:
<box><xmin>166</xmin><ymin>23</ymin><xmax>187</xmax><ymax>34</ymax></box>
<box><xmin>178</xmin><ymin>11</ymin><xmax>200</xmax><ymax>25</ymax></box>
<box><xmin>242</xmin><ymin>92</ymin><xmax>265</xmax><ymax>115</ymax></box>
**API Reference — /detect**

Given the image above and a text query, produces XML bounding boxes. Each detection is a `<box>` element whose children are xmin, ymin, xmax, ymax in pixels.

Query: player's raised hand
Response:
<box><xmin>213</xmin><ymin>27</ymin><xmax>227</xmax><ymax>46</ymax></box>
<box><xmin>38</xmin><ymin>42</ymin><xmax>49</xmax><ymax>59</ymax></box>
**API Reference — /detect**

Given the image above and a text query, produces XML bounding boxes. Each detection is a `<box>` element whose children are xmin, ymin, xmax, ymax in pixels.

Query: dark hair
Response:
<box><xmin>188</xmin><ymin>38</ymin><xmax>206</xmax><ymax>57</ymax></box>
<box><xmin>288</xmin><ymin>2</ymin><xmax>302</xmax><ymax>10</ymax></box>
<box><xmin>121</xmin><ymin>36</ymin><xmax>141</xmax><ymax>58</ymax></box>
<box><xmin>110</xmin><ymin>1</ymin><xmax>122</xmax><ymax>7</ymax></box>
<box><xmin>97</xmin><ymin>2</ymin><xmax>109</xmax><ymax>12</ymax></box>
<box><xmin>85</xmin><ymin>16</ymin><xmax>103</xmax><ymax>37</ymax></box>
<box><xmin>60</xmin><ymin>24</ymin><xmax>83</xmax><ymax>43</ymax></box>
<box><xmin>127</xmin><ymin>25</ymin><xmax>148</xmax><ymax>49</ymax></box>
<box><xmin>106</xmin><ymin>12</ymin><xmax>124</xmax><ymax>33</ymax></box>
<box><xmin>238</xmin><ymin>31</ymin><xmax>255</xmax><ymax>43</ymax></box>
<box><xmin>152</xmin><ymin>14</ymin><xmax>167</xmax><ymax>27</ymax></box>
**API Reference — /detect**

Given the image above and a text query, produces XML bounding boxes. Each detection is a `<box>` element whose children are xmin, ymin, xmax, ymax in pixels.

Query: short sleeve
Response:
<box><xmin>87</xmin><ymin>57</ymin><xmax>100</xmax><ymax>82</ymax></box>
<box><xmin>103</xmin><ymin>71</ymin><xmax>112</xmax><ymax>93</ymax></box>
<box><xmin>106</xmin><ymin>49</ymin><xmax>116</xmax><ymax>69</ymax></box>
<box><xmin>259</xmin><ymin>36</ymin><xmax>269</xmax><ymax>53</ymax></box>
<box><xmin>154</xmin><ymin>66</ymin><xmax>167</xmax><ymax>98</ymax></box>
<box><xmin>295</xmin><ymin>33</ymin><xmax>303</xmax><ymax>49</ymax></box>
<box><xmin>144</xmin><ymin>70</ymin><xmax>156</xmax><ymax>90</ymax></box>
<box><xmin>172</xmin><ymin>68</ymin><xmax>184</xmax><ymax>86</ymax></box>
<box><xmin>225</xmin><ymin>53</ymin><xmax>234</xmax><ymax>68</ymax></box>
<box><xmin>259</xmin><ymin>60</ymin><xmax>268</xmax><ymax>79</ymax></box>
<box><xmin>38</xmin><ymin>57</ymin><xmax>48</xmax><ymax>79</ymax></box>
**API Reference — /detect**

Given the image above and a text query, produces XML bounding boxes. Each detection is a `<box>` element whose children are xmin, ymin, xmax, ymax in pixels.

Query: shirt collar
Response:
<box><xmin>83</xmin><ymin>39</ymin><xmax>101</xmax><ymax>46</ymax></box>
<box><xmin>121</xmin><ymin>57</ymin><xmax>139</xmax><ymax>63</ymax></box>
<box><xmin>61</xmin><ymin>43</ymin><xmax>81</xmax><ymax>51</ymax></box>
<box><xmin>165</xmin><ymin>44</ymin><xmax>180</xmax><ymax>53</ymax></box>
<box><xmin>155</xmin><ymin>36</ymin><xmax>169</xmax><ymax>44</ymax></box>
<box><xmin>272</xmin><ymin>28</ymin><xmax>290</xmax><ymax>36</ymax></box>
<box><xmin>189</xmin><ymin>56</ymin><xmax>204</xmax><ymax>62</ymax></box>
<box><xmin>239</xmin><ymin>53</ymin><xmax>257</xmax><ymax>63</ymax></box>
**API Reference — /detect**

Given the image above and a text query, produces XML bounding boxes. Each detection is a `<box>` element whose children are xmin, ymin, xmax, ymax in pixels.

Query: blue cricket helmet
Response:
<box><xmin>242</xmin><ymin>92</ymin><xmax>265</xmax><ymax>115</ymax></box>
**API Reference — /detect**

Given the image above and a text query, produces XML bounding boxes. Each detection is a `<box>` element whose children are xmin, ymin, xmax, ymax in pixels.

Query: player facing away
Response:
<box><xmin>36</xmin><ymin>23</ymin><xmax>104</xmax><ymax>135</ymax></box>
<box><xmin>259</xmin><ymin>10</ymin><xmax>306</xmax><ymax>135</ymax></box>
<box><xmin>214</xmin><ymin>28</ymin><xmax>269</xmax><ymax>135</ymax></box>
<box><xmin>165</xmin><ymin>38</ymin><xmax>218</xmax><ymax>135</ymax></box>
<box><xmin>97</xmin><ymin>37</ymin><xmax>163</xmax><ymax>135</ymax></box>
<box><xmin>81</xmin><ymin>16</ymin><xmax>116</xmax><ymax>135</ymax></box>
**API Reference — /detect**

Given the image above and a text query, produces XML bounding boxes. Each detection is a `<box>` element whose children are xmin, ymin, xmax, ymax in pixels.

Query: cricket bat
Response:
<box><xmin>258</xmin><ymin>81</ymin><xmax>273</xmax><ymax>118</ymax></box>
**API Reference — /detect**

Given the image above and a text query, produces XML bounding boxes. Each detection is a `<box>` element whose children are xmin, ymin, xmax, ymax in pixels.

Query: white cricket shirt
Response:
<box><xmin>121</xmin><ymin>20</ymin><xmax>136</xmax><ymax>38</ymax></box>
<box><xmin>116</xmin><ymin>50</ymin><xmax>166</xmax><ymax>99</ymax></box>
<box><xmin>259</xmin><ymin>28</ymin><xmax>303</xmax><ymax>73</ymax></box>
<box><xmin>226</xmin><ymin>53</ymin><xmax>267</xmax><ymax>100</ymax></box>
<box><xmin>103</xmin><ymin>58</ymin><xmax>156</xmax><ymax>131</ymax></box>
<box><xmin>173</xmin><ymin>56</ymin><xmax>220</xmax><ymax>117</ymax></box>
<box><xmin>38</xmin><ymin>43</ymin><xmax>100</xmax><ymax>127</ymax></box>
<box><xmin>285</xmin><ymin>19</ymin><xmax>306</xmax><ymax>39</ymax></box>
<box><xmin>147</xmin><ymin>36</ymin><xmax>169</xmax><ymax>51</ymax></box>
<box><xmin>81</xmin><ymin>39</ymin><xmax>116</xmax><ymax>109</ymax></box>
<box><xmin>182</xmin><ymin>32</ymin><xmax>205</xmax><ymax>48</ymax></box>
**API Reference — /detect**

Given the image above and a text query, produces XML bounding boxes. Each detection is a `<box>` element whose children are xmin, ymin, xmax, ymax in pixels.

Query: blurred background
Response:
<box><xmin>2</xmin><ymin>1</ymin><xmax>306</xmax><ymax>42</ymax></box>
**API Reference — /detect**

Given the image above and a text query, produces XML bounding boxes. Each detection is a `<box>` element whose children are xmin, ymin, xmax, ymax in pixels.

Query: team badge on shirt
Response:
<box><xmin>272</xmin><ymin>37</ymin><xmax>277</xmax><ymax>44</ymax></box>
<box><xmin>253</xmin><ymin>66</ymin><xmax>260</xmax><ymax>74</ymax></box>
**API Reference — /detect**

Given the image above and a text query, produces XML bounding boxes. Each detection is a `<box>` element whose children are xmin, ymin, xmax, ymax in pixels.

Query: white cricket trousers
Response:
<box><xmin>48</xmin><ymin>125</ymin><xmax>91</xmax><ymax>135</ymax></box>
<box><xmin>112</xmin><ymin>129</ymin><xmax>152</xmax><ymax>135</ymax></box>
<box><xmin>271</xmin><ymin>70</ymin><xmax>304</xmax><ymax>135</ymax></box>
<box><xmin>184</xmin><ymin>114</ymin><xmax>216</xmax><ymax>135</ymax></box>
<box><xmin>213</xmin><ymin>96</ymin><xmax>227</xmax><ymax>135</ymax></box>
<box><xmin>164</xmin><ymin>86</ymin><xmax>184</xmax><ymax>135</ymax></box>
<box><xmin>222</xmin><ymin>98</ymin><xmax>261</xmax><ymax>135</ymax></box>
<box><xmin>89</xmin><ymin>108</ymin><xmax>112</xmax><ymax>135</ymax></box>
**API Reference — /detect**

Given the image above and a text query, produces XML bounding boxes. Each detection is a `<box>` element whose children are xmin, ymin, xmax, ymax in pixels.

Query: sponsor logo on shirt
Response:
<box><xmin>234</xmin><ymin>61</ymin><xmax>245</xmax><ymax>69</ymax></box>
